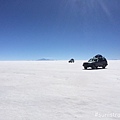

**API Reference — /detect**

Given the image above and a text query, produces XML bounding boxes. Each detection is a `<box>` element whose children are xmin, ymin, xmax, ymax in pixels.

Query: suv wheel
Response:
<box><xmin>84</xmin><ymin>67</ymin><xmax>87</xmax><ymax>69</ymax></box>
<box><xmin>92</xmin><ymin>65</ymin><xmax>97</xmax><ymax>69</ymax></box>
<box><xmin>102</xmin><ymin>66</ymin><xmax>105</xmax><ymax>69</ymax></box>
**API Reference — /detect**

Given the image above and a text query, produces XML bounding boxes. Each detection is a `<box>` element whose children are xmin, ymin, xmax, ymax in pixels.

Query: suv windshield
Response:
<box><xmin>88</xmin><ymin>58</ymin><xmax>98</xmax><ymax>62</ymax></box>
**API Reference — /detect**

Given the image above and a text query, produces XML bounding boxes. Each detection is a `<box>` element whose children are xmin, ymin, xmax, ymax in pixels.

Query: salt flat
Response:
<box><xmin>0</xmin><ymin>60</ymin><xmax>120</xmax><ymax>120</ymax></box>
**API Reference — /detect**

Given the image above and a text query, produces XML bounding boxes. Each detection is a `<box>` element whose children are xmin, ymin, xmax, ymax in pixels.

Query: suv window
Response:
<box><xmin>88</xmin><ymin>58</ymin><xmax>98</xmax><ymax>62</ymax></box>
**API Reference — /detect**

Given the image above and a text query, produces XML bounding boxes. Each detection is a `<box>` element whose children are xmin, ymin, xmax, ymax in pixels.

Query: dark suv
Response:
<box><xmin>83</xmin><ymin>54</ymin><xmax>108</xmax><ymax>69</ymax></box>
<box><xmin>68</xmin><ymin>59</ymin><xmax>74</xmax><ymax>63</ymax></box>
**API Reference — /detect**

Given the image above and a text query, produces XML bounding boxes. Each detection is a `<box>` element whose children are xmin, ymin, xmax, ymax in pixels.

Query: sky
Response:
<box><xmin>0</xmin><ymin>0</ymin><xmax>120</xmax><ymax>60</ymax></box>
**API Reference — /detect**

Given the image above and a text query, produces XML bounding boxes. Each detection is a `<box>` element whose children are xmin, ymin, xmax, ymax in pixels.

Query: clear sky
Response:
<box><xmin>0</xmin><ymin>0</ymin><xmax>120</xmax><ymax>60</ymax></box>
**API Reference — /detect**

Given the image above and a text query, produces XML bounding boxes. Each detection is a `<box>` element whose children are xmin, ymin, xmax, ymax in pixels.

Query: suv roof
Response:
<box><xmin>94</xmin><ymin>54</ymin><xmax>103</xmax><ymax>58</ymax></box>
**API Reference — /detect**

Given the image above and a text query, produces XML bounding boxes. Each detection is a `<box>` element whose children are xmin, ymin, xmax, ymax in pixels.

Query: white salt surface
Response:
<box><xmin>0</xmin><ymin>60</ymin><xmax>120</xmax><ymax>120</ymax></box>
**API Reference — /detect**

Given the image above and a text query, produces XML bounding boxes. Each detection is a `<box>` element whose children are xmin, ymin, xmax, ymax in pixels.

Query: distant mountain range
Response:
<box><xmin>37</xmin><ymin>58</ymin><xmax>54</xmax><ymax>61</ymax></box>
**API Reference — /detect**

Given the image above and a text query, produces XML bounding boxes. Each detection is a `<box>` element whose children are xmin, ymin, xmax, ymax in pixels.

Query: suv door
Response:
<box><xmin>97</xmin><ymin>58</ymin><xmax>104</xmax><ymax>66</ymax></box>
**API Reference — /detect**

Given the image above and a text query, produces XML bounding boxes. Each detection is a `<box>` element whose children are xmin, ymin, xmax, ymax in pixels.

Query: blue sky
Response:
<box><xmin>0</xmin><ymin>0</ymin><xmax>120</xmax><ymax>60</ymax></box>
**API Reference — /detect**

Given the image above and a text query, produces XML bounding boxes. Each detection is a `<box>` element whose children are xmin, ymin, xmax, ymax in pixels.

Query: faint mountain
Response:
<box><xmin>37</xmin><ymin>58</ymin><xmax>54</xmax><ymax>61</ymax></box>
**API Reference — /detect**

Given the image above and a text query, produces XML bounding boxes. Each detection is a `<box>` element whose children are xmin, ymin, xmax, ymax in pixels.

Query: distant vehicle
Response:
<box><xmin>83</xmin><ymin>54</ymin><xmax>108</xmax><ymax>69</ymax></box>
<box><xmin>69</xmin><ymin>59</ymin><xmax>74</xmax><ymax>63</ymax></box>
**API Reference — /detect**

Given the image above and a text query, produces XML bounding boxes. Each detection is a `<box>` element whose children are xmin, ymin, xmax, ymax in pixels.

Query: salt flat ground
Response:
<box><xmin>0</xmin><ymin>60</ymin><xmax>120</xmax><ymax>120</ymax></box>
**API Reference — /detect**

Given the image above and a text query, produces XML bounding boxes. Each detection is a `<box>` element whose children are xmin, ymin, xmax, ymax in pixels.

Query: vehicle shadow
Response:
<box><xmin>83</xmin><ymin>68</ymin><xmax>107</xmax><ymax>70</ymax></box>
